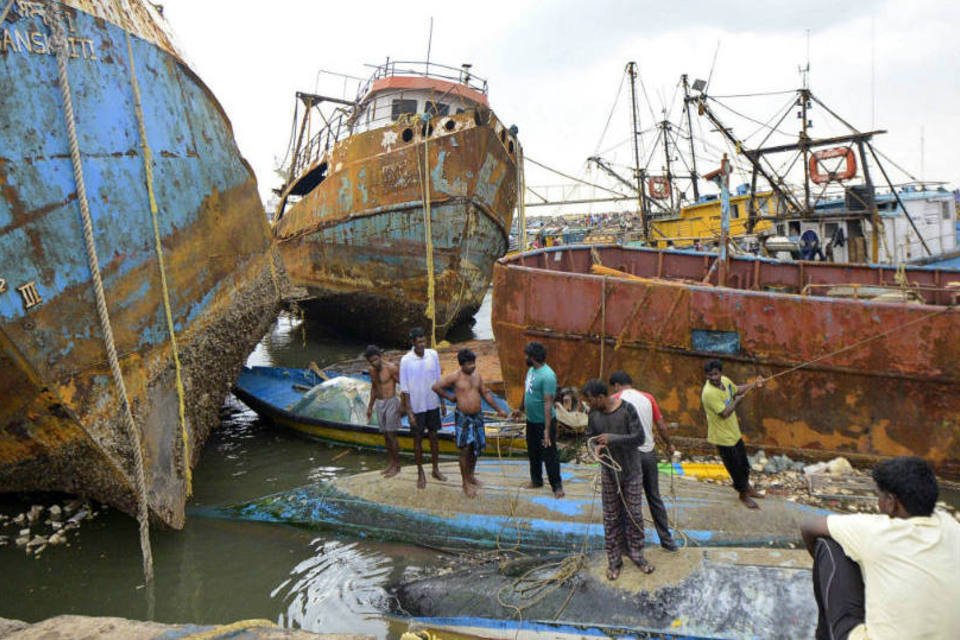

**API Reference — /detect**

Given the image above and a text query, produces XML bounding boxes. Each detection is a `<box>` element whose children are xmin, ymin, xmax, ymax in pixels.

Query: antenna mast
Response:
<box><xmin>425</xmin><ymin>17</ymin><xmax>434</xmax><ymax>75</ymax></box>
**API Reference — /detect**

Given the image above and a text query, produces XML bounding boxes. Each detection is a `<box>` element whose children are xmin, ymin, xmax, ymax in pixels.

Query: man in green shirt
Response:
<box><xmin>701</xmin><ymin>359</ymin><xmax>763</xmax><ymax>509</ymax></box>
<box><xmin>513</xmin><ymin>341</ymin><xmax>564</xmax><ymax>498</ymax></box>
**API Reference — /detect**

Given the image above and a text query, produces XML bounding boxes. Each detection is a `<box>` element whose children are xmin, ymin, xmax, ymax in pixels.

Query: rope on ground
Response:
<box><xmin>125</xmin><ymin>31</ymin><xmax>192</xmax><ymax>498</ymax></box>
<box><xmin>181</xmin><ymin>619</ymin><xmax>276</xmax><ymax>640</ymax></box>
<box><xmin>47</xmin><ymin>0</ymin><xmax>153</xmax><ymax>584</ymax></box>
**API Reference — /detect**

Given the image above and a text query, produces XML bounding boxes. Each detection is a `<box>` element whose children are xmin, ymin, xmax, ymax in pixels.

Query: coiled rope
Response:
<box><xmin>48</xmin><ymin>0</ymin><xmax>153</xmax><ymax>583</ymax></box>
<box><xmin>124</xmin><ymin>32</ymin><xmax>192</xmax><ymax>497</ymax></box>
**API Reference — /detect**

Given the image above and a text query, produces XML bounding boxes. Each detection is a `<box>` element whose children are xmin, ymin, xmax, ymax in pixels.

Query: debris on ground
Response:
<box><xmin>0</xmin><ymin>497</ymin><xmax>102</xmax><ymax>558</ymax></box>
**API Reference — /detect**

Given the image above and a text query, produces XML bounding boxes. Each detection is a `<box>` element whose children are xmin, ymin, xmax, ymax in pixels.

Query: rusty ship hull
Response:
<box><xmin>0</xmin><ymin>1</ymin><xmax>278</xmax><ymax>527</ymax></box>
<box><xmin>492</xmin><ymin>246</ymin><xmax>960</xmax><ymax>477</ymax></box>
<box><xmin>274</xmin><ymin>106</ymin><xmax>518</xmax><ymax>345</ymax></box>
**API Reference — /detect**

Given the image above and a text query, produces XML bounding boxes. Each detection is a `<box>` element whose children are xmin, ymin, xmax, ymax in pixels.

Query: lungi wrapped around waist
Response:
<box><xmin>455</xmin><ymin>410</ymin><xmax>486</xmax><ymax>455</ymax></box>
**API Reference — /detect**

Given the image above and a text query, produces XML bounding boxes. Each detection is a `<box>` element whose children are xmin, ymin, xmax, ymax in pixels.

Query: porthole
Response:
<box><xmin>402</xmin><ymin>128</ymin><xmax>414</xmax><ymax>142</ymax></box>
<box><xmin>500</xmin><ymin>129</ymin><xmax>506</xmax><ymax>143</ymax></box>
<box><xmin>508</xmin><ymin>140</ymin><xmax>514</xmax><ymax>154</ymax></box>
<box><xmin>421</xmin><ymin>123</ymin><xmax>435</xmax><ymax>137</ymax></box>
<box><xmin>444</xmin><ymin>119</ymin><xmax>456</xmax><ymax>131</ymax></box>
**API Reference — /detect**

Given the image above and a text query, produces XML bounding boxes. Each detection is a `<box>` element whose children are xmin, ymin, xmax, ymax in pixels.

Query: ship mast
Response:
<box><xmin>626</xmin><ymin>62</ymin><xmax>649</xmax><ymax>242</ymax></box>
<box><xmin>660</xmin><ymin>118</ymin><xmax>676</xmax><ymax>212</ymax></box>
<box><xmin>681</xmin><ymin>74</ymin><xmax>700</xmax><ymax>201</ymax></box>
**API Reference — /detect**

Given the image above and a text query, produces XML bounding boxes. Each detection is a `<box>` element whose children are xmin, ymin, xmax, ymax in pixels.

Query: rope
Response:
<box><xmin>599</xmin><ymin>277</ymin><xmax>606</xmax><ymax>377</ymax></box>
<box><xmin>47</xmin><ymin>0</ymin><xmax>153</xmax><ymax>583</ymax></box>
<box><xmin>418</xmin><ymin>114</ymin><xmax>437</xmax><ymax>347</ymax></box>
<box><xmin>125</xmin><ymin>32</ymin><xmax>192</xmax><ymax>497</ymax></box>
<box><xmin>181</xmin><ymin>619</ymin><xmax>276</xmax><ymax>639</ymax></box>
<box><xmin>0</xmin><ymin>0</ymin><xmax>15</xmax><ymax>26</ymax></box>
<box><xmin>763</xmin><ymin>305</ymin><xmax>953</xmax><ymax>384</ymax></box>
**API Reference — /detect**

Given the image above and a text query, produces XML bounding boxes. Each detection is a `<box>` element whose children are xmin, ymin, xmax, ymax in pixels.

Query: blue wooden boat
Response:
<box><xmin>1</xmin><ymin>1</ymin><xmax>278</xmax><ymax>527</ymax></box>
<box><xmin>233</xmin><ymin>366</ymin><xmax>527</xmax><ymax>455</ymax></box>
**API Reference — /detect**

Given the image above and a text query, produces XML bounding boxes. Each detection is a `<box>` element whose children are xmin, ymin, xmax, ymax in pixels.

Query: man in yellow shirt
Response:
<box><xmin>700</xmin><ymin>359</ymin><xmax>763</xmax><ymax>509</ymax></box>
<box><xmin>801</xmin><ymin>457</ymin><xmax>960</xmax><ymax>639</ymax></box>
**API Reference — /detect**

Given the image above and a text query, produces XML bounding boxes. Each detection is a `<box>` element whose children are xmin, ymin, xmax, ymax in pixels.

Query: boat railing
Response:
<box><xmin>355</xmin><ymin>60</ymin><xmax>489</xmax><ymax>100</ymax></box>
<box><xmin>800</xmin><ymin>282</ymin><xmax>960</xmax><ymax>304</ymax></box>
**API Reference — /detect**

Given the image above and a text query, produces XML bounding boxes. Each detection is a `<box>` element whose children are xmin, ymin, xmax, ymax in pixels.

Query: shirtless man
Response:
<box><xmin>432</xmin><ymin>348</ymin><xmax>509</xmax><ymax>497</ymax></box>
<box><xmin>364</xmin><ymin>345</ymin><xmax>401</xmax><ymax>477</ymax></box>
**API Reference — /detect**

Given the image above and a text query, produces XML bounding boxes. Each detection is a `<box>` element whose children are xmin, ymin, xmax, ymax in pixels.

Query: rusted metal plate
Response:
<box><xmin>493</xmin><ymin>246</ymin><xmax>960</xmax><ymax>477</ymax></box>
<box><xmin>274</xmin><ymin>110</ymin><xmax>518</xmax><ymax>344</ymax></box>
<box><xmin>1</xmin><ymin>2</ymin><xmax>278</xmax><ymax>527</ymax></box>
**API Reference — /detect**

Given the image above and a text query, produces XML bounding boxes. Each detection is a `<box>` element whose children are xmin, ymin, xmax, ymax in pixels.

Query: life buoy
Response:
<box><xmin>809</xmin><ymin>147</ymin><xmax>857</xmax><ymax>184</ymax></box>
<box><xmin>648</xmin><ymin>176</ymin><xmax>671</xmax><ymax>199</ymax></box>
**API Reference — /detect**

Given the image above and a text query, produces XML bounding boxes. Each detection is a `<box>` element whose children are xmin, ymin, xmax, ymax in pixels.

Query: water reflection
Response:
<box><xmin>274</xmin><ymin>539</ymin><xmax>392</xmax><ymax>636</ymax></box>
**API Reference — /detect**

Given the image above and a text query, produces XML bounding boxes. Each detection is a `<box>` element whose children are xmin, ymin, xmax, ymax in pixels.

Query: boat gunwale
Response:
<box><xmin>496</xmin><ymin>244</ymin><xmax>960</xmax><ymax>312</ymax></box>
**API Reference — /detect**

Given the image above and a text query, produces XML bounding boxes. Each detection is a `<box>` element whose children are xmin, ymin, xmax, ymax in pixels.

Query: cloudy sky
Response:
<box><xmin>160</xmin><ymin>0</ymin><xmax>959</xmax><ymax>214</ymax></box>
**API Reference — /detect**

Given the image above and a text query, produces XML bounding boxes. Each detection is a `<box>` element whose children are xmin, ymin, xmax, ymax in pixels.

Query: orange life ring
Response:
<box><xmin>809</xmin><ymin>147</ymin><xmax>857</xmax><ymax>184</ymax></box>
<box><xmin>648</xmin><ymin>176</ymin><xmax>671</xmax><ymax>199</ymax></box>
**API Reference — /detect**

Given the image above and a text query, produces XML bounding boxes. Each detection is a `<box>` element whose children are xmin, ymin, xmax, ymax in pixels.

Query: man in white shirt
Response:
<box><xmin>800</xmin><ymin>456</ymin><xmax>960</xmax><ymax>640</ymax></box>
<box><xmin>609</xmin><ymin>371</ymin><xmax>678</xmax><ymax>551</ymax></box>
<box><xmin>399</xmin><ymin>327</ymin><xmax>447</xmax><ymax>489</ymax></box>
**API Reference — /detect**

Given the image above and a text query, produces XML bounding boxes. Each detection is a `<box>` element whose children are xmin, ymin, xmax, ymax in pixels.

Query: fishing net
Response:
<box><xmin>287</xmin><ymin>377</ymin><xmax>374</xmax><ymax>425</ymax></box>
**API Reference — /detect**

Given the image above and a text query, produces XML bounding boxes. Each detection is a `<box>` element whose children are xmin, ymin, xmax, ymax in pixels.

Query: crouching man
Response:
<box><xmin>800</xmin><ymin>456</ymin><xmax>960</xmax><ymax>639</ymax></box>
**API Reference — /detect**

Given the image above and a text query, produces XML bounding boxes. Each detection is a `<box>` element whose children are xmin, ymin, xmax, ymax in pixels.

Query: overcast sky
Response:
<box><xmin>159</xmin><ymin>0</ymin><xmax>959</xmax><ymax>215</ymax></box>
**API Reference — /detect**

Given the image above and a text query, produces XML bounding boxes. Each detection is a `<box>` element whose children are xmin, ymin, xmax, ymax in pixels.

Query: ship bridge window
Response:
<box><xmin>942</xmin><ymin>202</ymin><xmax>952</xmax><ymax>220</ymax></box>
<box><xmin>391</xmin><ymin>99</ymin><xmax>418</xmax><ymax>121</ymax></box>
<box><xmin>425</xmin><ymin>101</ymin><xmax>449</xmax><ymax>117</ymax></box>
<box><xmin>731</xmin><ymin>204</ymin><xmax>740</xmax><ymax>219</ymax></box>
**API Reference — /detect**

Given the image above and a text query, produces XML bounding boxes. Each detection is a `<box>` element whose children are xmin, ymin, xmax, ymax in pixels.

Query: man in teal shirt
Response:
<box><xmin>514</xmin><ymin>342</ymin><xmax>564</xmax><ymax>498</ymax></box>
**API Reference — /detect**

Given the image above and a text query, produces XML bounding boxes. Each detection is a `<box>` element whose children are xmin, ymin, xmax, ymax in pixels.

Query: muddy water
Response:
<box><xmin>0</xmin><ymin>293</ymin><xmax>494</xmax><ymax>636</ymax></box>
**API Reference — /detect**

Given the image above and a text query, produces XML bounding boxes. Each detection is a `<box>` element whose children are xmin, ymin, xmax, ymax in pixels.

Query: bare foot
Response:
<box><xmin>633</xmin><ymin>558</ymin><xmax>655</xmax><ymax>574</ymax></box>
<box><xmin>747</xmin><ymin>487</ymin><xmax>765</xmax><ymax>499</ymax></box>
<box><xmin>417</xmin><ymin>469</ymin><xmax>427</xmax><ymax>489</ymax></box>
<box><xmin>469</xmin><ymin>476</ymin><xmax>484</xmax><ymax>487</ymax></box>
<box><xmin>432</xmin><ymin>469</ymin><xmax>447</xmax><ymax>482</ymax></box>
<box><xmin>383</xmin><ymin>465</ymin><xmax>400</xmax><ymax>478</ymax></box>
<box><xmin>606</xmin><ymin>566</ymin><xmax>621</xmax><ymax>581</ymax></box>
<box><xmin>463</xmin><ymin>483</ymin><xmax>478</xmax><ymax>498</ymax></box>
<box><xmin>553</xmin><ymin>488</ymin><xmax>565</xmax><ymax>498</ymax></box>
<box><xmin>522</xmin><ymin>481</ymin><xmax>544</xmax><ymax>490</ymax></box>
<box><xmin>739</xmin><ymin>493</ymin><xmax>760</xmax><ymax>509</ymax></box>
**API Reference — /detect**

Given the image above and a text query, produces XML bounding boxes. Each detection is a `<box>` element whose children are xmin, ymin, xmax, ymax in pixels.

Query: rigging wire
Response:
<box><xmin>525</xmin><ymin>156</ymin><xmax>627</xmax><ymax>197</ymax></box>
<box><xmin>593</xmin><ymin>71</ymin><xmax>628</xmax><ymax>156</ymax></box>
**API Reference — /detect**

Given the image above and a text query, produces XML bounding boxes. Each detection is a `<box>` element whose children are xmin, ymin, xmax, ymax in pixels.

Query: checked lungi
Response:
<box><xmin>600</xmin><ymin>468</ymin><xmax>646</xmax><ymax>569</ymax></box>
<box><xmin>455</xmin><ymin>410</ymin><xmax>486</xmax><ymax>455</ymax></box>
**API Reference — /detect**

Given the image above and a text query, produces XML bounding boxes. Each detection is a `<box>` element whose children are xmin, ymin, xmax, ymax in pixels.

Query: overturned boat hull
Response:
<box><xmin>492</xmin><ymin>246</ymin><xmax>960</xmax><ymax>477</ymax></box>
<box><xmin>394</xmin><ymin>549</ymin><xmax>817</xmax><ymax>640</ymax></box>
<box><xmin>0</xmin><ymin>1</ymin><xmax>278</xmax><ymax>527</ymax></box>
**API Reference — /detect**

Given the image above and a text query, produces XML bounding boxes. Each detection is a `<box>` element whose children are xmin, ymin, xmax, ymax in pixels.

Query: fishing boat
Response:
<box><xmin>492</xmin><ymin>245</ymin><xmax>960</xmax><ymax>478</ymax></box>
<box><xmin>272</xmin><ymin>60</ymin><xmax>520</xmax><ymax>344</ymax></box>
<box><xmin>233</xmin><ymin>366</ymin><xmax>526</xmax><ymax>455</ymax></box>
<box><xmin>1</xmin><ymin>1</ymin><xmax>279</xmax><ymax>528</ymax></box>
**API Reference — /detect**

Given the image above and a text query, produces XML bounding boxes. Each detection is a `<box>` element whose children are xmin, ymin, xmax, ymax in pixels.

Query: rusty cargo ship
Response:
<box><xmin>273</xmin><ymin>61</ymin><xmax>519</xmax><ymax>344</ymax></box>
<box><xmin>1</xmin><ymin>0</ymin><xmax>278</xmax><ymax>527</ymax></box>
<box><xmin>492</xmin><ymin>245</ymin><xmax>960</xmax><ymax>477</ymax></box>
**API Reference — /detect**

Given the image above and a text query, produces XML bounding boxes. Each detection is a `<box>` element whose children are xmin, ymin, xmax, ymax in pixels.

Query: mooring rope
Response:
<box><xmin>48</xmin><ymin>0</ymin><xmax>153</xmax><ymax>583</ymax></box>
<box><xmin>418</xmin><ymin>114</ymin><xmax>438</xmax><ymax>347</ymax></box>
<box><xmin>124</xmin><ymin>31</ymin><xmax>192</xmax><ymax>498</ymax></box>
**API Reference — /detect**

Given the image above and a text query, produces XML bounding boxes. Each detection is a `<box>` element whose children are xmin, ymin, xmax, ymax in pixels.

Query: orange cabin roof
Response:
<box><xmin>366</xmin><ymin>76</ymin><xmax>489</xmax><ymax>107</ymax></box>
